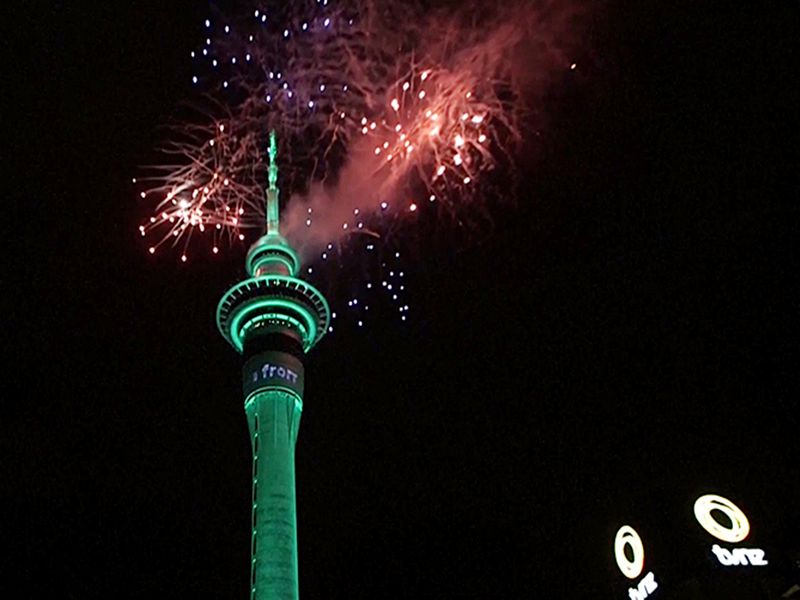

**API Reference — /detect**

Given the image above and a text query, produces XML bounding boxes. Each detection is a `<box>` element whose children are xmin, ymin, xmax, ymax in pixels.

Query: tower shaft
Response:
<box><xmin>243</xmin><ymin>346</ymin><xmax>305</xmax><ymax>600</ymax></box>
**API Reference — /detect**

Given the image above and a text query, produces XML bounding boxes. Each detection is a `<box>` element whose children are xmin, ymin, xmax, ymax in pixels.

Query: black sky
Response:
<box><xmin>3</xmin><ymin>1</ymin><xmax>799</xmax><ymax>598</ymax></box>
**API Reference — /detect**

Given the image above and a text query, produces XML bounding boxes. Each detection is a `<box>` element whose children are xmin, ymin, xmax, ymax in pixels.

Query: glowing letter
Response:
<box><xmin>746</xmin><ymin>549</ymin><xmax>768</xmax><ymax>566</ymax></box>
<box><xmin>711</xmin><ymin>544</ymin><xmax>735</xmax><ymax>566</ymax></box>
<box><xmin>628</xmin><ymin>588</ymin><xmax>646</xmax><ymax>600</ymax></box>
<box><xmin>641</xmin><ymin>572</ymin><xmax>657</xmax><ymax>593</ymax></box>
<box><xmin>731</xmin><ymin>548</ymin><xmax>750</xmax><ymax>565</ymax></box>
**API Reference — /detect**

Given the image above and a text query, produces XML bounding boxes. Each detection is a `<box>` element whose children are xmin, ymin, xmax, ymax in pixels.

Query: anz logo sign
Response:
<box><xmin>693</xmin><ymin>494</ymin><xmax>768</xmax><ymax>567</ymax></box>
<box><xmin>614</xmin><ymin>525</ymin><xmax>659</xmax><ymax>600</ymax></box>
<box><xmin>612</xmin><ymin>492</ymin><xmax>767</xmax><ymax>598</ymax></box>
<box><xmin>710</xmin><ymin>545</ymin><xmax>768</xmax><ymax>567</ymax></box>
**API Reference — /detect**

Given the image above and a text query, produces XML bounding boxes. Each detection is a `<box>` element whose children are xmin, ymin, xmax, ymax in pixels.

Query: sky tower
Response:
<box><xmin>217</xmin><ymin>131</ymin><xmax>330</xmax><ymax>600</ymax></box>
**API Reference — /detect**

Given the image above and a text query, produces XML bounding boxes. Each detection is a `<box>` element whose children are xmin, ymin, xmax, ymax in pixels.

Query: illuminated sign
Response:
<box><xmin>253</xmin><ymin>362</ymin><xmax>300</xmax><ymax>384</ymax></box>
<box><xmin>242</xmin><ymin>350</ymin><xmax>304</xmax><ymax>399</ymax></box>
<box><xmin>710</xmin><ymin>545</ymin><xmax>768</xmax><ymax>566</ymax></box>
<box><xmin>614</xmin><ymin>526</ymin><xmax>659</xmax><ymax>599</ymax></box>
<box><xmin>693</xmin><ymin>494</ymin><xmax>767</xmax><ymax>567</ymax></box>
<box><xmin>693</xmin><ymin>494</ymin><xmax>749</xmax><ymax>542</ymax></box>
<box><xmin>615</xmin><ymin>526</ymin><xmax>645</xmax><ymax>579</ymax></box>
<box><xmin>628</xmin><ymin>572</ymin><xmax>657</xmax><ymax>600</ymax></box>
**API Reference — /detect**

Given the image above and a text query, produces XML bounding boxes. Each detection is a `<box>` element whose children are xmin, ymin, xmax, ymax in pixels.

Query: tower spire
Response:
<box><xmin>266</xmin><ymin>129</ymin><xmax>280</xmax><ymax>236</ymax></box>
<box><xmin>243</xmin><ymin>130</ymin><xmax>300</xmax><ymax>278</ymax></box>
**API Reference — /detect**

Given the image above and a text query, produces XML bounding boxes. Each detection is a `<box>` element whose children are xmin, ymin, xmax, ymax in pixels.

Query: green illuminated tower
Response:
<box><xmin>217</xmin><ymin>132</ymin><xmax>330</xmax><ymax>600</ymax></box>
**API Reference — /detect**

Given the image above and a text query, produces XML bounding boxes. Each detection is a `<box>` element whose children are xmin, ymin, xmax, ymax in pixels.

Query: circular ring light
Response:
<box><xmin>693</xmin><ymin>494</ymin><xmax>750</xmax><ymax>543</ymax></box>
<box><xmin>614</xmin><ymin>525</ymin><xmax>645</xmax><ymax>579</ymax></box>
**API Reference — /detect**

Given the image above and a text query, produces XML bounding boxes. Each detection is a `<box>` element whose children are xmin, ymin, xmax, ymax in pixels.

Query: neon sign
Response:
<box><xmin>693</xmin><ymin>494</ymin><xmax>768</xmax><ymax>567</ymax></box>
<box><xmin>614</xmin><ymin>525</ymin><xmax>659</xmax><ymax>599</ymax></box>
<box><xmin>710</xmin><ymin>545</ymin><xmax>768</xmax><ymax>566</ymax></box>
<box><xmin>242</xmin><ymin>350</ymin><xmax>305</xmax><ymax>400</ymax></box>
<box><xmin>693</xmin><ymin>494</ymin><xmax>749</xmax><ymax>543</ymax></box>
<box><xmin>252</xmin><ymin>362</ymin><xmax>300</xmax><ymax>384</ymax></box>
<box><xmin>615</xmin><ymin>526</ymin><xmax>645</xmax><ymax>579</ymax></box>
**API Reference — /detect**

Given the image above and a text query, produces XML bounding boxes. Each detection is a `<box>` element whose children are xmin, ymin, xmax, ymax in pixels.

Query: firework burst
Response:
<box><xmin>136</xmin><ymin>0</ymin><xmax>586</xmax><ymax>250</ymax></box>
<box><xmin>137</xmin><ymin>0</ymin><xmax>585</xmax><ymax>319</ymax></box>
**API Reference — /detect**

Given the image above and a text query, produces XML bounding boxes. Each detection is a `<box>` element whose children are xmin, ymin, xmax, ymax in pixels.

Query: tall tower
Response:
<box><xmin>217</xmin><ymin>132</ymin><xmax>330</xmax><ymax>600</ymax></box>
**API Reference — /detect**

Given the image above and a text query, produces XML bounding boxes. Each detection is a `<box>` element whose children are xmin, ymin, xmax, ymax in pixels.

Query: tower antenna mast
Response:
<box><xmin>266</xmin><ymin>130</ymin><xmax>280</xmax><ymax>236</ymax></box>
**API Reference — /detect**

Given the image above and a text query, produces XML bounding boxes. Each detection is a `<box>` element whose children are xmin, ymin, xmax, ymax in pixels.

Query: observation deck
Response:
<box><xmin>217</xmin><ymin>271</ymin><xmax>329</xmax><ymax>353</ymax></box>
<box><xmin>216</xmin><ymin>131</ymin><xmax>330</xmax><ymax>354</ymax></box>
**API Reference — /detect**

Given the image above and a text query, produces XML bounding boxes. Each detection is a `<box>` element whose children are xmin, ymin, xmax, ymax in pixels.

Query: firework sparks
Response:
<box><xmin>355</xmin><ymin>64</ymin><xmax>510</xmax><ymax>211</ymax></box>
<box><xmin>136</xmin><ymin>109</ymin><xmax>266</xmax><ymax>255</ymax></box>
<box><xmin>137</xmin><ymin>0</ymin><xmax>584</xmax><ymax>323</ymax></box>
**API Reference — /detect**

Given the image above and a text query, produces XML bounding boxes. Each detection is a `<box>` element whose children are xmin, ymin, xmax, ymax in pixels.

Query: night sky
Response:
<box><xmin>4</xmin><ymin>2</ymin><xmax>798</xmax><ymax>598</ymax></box>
